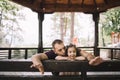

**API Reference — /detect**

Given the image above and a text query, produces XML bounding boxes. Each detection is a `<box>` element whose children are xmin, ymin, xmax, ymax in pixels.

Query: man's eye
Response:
<box><xmin>59</xmin><ymin>49</ymin><xmax>62</xmax><ymax>52</ymax></box>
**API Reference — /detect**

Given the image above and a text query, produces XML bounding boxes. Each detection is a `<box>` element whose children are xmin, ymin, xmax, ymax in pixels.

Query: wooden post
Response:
<box><xmin>93</xmin><ymin>12</ymin><xmax>100</xmax><ymax>56</ymax></box>
<box><xmin>38</xmin><ymin>13</ymin><xmax>44</xmax><ymax>53</ymax></box>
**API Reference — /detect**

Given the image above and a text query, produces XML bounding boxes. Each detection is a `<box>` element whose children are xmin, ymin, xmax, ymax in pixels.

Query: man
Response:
<box><xmin>31</xmin><ymin>39</ymin><xmax>103</xmax><ymax>74</ymax></box>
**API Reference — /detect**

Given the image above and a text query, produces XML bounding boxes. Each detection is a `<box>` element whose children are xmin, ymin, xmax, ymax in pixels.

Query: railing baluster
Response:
<box><xmin>25</xmin><ymin>49</ymin><xmax>28</xmax><ymax>59</ymax></box>
<box><xmin>8</xmin><ymin>49</ymin><xmax>11</xmax><ymax>59</ymax></box>
<box><xmin>111</xmin><ymin>49</ymin><xmax>113</xmax><ymax>60</ymax></box>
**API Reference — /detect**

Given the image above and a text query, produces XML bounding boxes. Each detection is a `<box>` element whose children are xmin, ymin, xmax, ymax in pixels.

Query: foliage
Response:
<box><xmin>0</xmin><ymin>0</ymin><xmax>24</xmax><ymax>47</ymax></box>
<box><xmin>47</xmin><ymin>12</ymin><xmax>94</xmax><ymax>46</ymax></box>
<box><xmin>100</xmin><ymin>7</ymin><xmax>120</xmax><ymax>36</ymax></box>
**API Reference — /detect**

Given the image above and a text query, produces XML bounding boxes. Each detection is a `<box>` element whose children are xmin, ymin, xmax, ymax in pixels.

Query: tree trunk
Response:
<box><xmin>60</xmin><ymin>13</ymin><xmax>64</xmax><ymax>41</ymax></box>
<box><xmin>70</xmin><ymin>12</ymin><xmax>75</xmax><ymax>43</ymax></box>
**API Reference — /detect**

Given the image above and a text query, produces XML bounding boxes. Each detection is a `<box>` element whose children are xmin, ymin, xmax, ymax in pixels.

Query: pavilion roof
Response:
<box><xmin>10</xmin><ymin>0</ymin><xmax>120</xmax><ymax>13</ymax></box>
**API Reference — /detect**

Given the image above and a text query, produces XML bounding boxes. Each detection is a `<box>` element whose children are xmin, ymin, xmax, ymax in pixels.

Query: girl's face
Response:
<box><xmin>67</xmin><ymin>47</ymin><xmax>77</xmax><ymax>59</ymax></box>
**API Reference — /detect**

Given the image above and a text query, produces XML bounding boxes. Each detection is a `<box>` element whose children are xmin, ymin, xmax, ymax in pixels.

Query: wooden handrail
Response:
<box><xmin>0</xmin><ymin>60</ymin><xmax>120</xmax><ymax>80</ymax></box>
<box><xmin>0</xmin><ymin>47</ymin><xmax>94</xmax><ymax>59</ymax></box>
<box><xmin>0</xmin><ymin>60</ymin><xmax>120</xmax><ymax>72</ymax></box>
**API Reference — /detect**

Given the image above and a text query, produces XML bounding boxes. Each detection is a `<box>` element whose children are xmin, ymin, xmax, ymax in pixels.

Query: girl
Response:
<box><xmin>55</xmin><ymin>43</ymin><xmax>86</xmax><ymax>75</ymax></box>
<box><xmin>65</xmin><ymin>43</ymin><xmax>85</xmax><ymax>61</ymax></box>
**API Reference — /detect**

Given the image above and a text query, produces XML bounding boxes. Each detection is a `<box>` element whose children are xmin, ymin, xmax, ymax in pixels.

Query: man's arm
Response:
<box><xmin>80</xmin><ymin>50</ymin><xmax>95</xmax><ymax>61</ymax></box>
<box><xmin>75</xmin><ymin>56</ymin><xmax>86</xmax><ymax>60</ymax></box>
<box><xmin>80</xmin><ymin>50</ymin><xmax>103</xmax><ymax>66</ymax></box>
<box><xmin>31</xmin><ymin>53</ymin><xmax>48</xmax><ymax>74</ymax></box>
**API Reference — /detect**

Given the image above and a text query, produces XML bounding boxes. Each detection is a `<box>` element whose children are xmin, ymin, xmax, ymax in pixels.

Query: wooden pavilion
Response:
<box><xmin>0</xmin><ymin>1</ymin><xmax>120</xmax><ymax>80</ymax></box>
<box><xmin>9</xmin><ymin>0</ymin><xmax>120</xmax><ymax>56</ymax></box>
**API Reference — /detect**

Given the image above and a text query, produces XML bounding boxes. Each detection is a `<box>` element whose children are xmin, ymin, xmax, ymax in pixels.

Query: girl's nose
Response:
<box><xmin>71</xmin><ymin>52</ymin><xmax>76</xmax><ymax>56</ymax></box>
<box><xmin>71</xmin><ymin>52</ymin><xmax>74</xmax><ymax>54</ymax></box>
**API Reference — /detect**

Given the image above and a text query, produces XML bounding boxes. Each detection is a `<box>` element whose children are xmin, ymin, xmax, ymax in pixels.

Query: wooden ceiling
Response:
<box><xmin>10</xmin><ymin>0</ymin><xmax>120</xmax><ymax>13</ymax></box>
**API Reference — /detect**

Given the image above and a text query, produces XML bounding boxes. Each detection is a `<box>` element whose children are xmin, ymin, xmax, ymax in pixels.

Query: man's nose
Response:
<box><xmin>62</xmin><ymin>49</ymin><xmax>65</xmax><ymax>54</ymax></box>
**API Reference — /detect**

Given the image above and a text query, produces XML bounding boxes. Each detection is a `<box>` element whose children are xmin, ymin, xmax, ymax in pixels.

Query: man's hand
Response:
<box><xmin>89</xmin><ymin>56</ymin><xmax>103</xmax><ymax>66</ymax></box>
<box><xmin>30</xmin><ymin>64</ymin><xmax>44</xmax><ymax>74</ymax></box>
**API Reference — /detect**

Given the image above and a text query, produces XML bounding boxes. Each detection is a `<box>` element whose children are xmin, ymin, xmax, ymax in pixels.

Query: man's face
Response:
<box><xmin>54</xmin><ymin>43</ymin><xmax>65</xmax><ymax>56</ymax></box>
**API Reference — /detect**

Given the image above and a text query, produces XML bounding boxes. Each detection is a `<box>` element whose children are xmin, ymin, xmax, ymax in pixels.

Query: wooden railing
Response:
<box><xmin>0</xmin><ymin>47</ymin><xmax>120</xmax><ymax>80</ymax></box>
<box><xmin>0</xmin><ymin>47</ymin><xmax>38</xmax><ymax>59</ymax></box>
<box><xmin>1</xmin><ymin>46</ymin><xmax>120</xmax><ymax>60</ymax></box>
<box><xmin>0</xmin><ymin>47</ymin><xmax>94</xmax><ymax>59</ymax></box>
<box><xmin>0</xmin><ymin>60</ymin><xmax>120</xmax><ymax>80</ymax></box>
<box><xmin>98</xmin><ymin>47</ymin><xmax>120</xmax><ymax>60</ymax></box>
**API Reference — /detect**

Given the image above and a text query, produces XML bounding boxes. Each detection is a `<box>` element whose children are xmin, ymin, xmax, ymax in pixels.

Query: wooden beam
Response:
<box><xmin>1</xmin><ymin>60</ymin><xmax>120</xmax><ymax>72</ymax></box>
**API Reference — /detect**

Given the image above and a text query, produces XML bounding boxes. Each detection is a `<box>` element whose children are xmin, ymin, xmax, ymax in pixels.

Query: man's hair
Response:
<box><xmin>52</xmin><ymin>39</ymin><xmax>63</xmax><ymax>48</ymax></box>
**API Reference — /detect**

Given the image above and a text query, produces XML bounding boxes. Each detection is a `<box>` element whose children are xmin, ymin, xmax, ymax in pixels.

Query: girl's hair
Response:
<box><xmin>65</xmin><ymin>43</ymin><xmax>80</xmax><ymax>56</ymax></box>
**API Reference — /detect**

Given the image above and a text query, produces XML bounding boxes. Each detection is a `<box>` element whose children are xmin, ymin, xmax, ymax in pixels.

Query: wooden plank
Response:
<box><xmin>1</xmin><ymin>60</ymin><xmax>120</xmax><ymax>80</ymax></box>
<box><xmin>87</xmin><ymin>60</ymin><xmax>120</xmax><ymax>71</ymax></box>
<box><xmin>0</xmin><ymin>75</ymin><xmax>82</xmax><ymax>80</ymax></box>
<box><xmin>0</xmin><ymin>60</ymin><xmax>120</xmax><ymax>72</ymax></box>
<box><xmin>0</xmin><ymin>60</ymin><xmax>86</xmax><ymax>72</ymax></box>
<box><xmin>43</xmin><ymin>60</ymin><xmax>86</xmax><ymax>72</ymax></box>
<box><xmin>0</xmin><ymin>60</ymin><xmax>36</xmax><ymax>72</ymax></box>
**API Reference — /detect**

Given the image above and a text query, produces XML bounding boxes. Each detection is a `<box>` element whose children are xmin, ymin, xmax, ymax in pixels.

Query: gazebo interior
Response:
<box><xmin>1</xmin><ymin>0</ymin><xmax>120</xmax><ymax>59</ymax></box>
<box><xmin>0</xmin><ymin>1</ymin><xmax>120</xmax><ymax>80</ymax></box>
<box><xmin>8</xmin><ymin>0</ymin><xmax>120</xmax><ymax>56</ymax></box>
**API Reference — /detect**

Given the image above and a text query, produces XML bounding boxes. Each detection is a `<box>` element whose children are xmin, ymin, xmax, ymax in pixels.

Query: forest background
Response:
<box><xmin>0</xmin><ymin>0</ymin><xmax>120</xmax><ymax>48</ymax></box>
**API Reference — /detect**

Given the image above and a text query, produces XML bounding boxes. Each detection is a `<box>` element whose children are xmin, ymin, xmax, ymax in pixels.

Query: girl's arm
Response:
<box><xmin>55</xmin><ymin>56</ymin><xmax>68</xmax><ymax>60</ymax></box>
